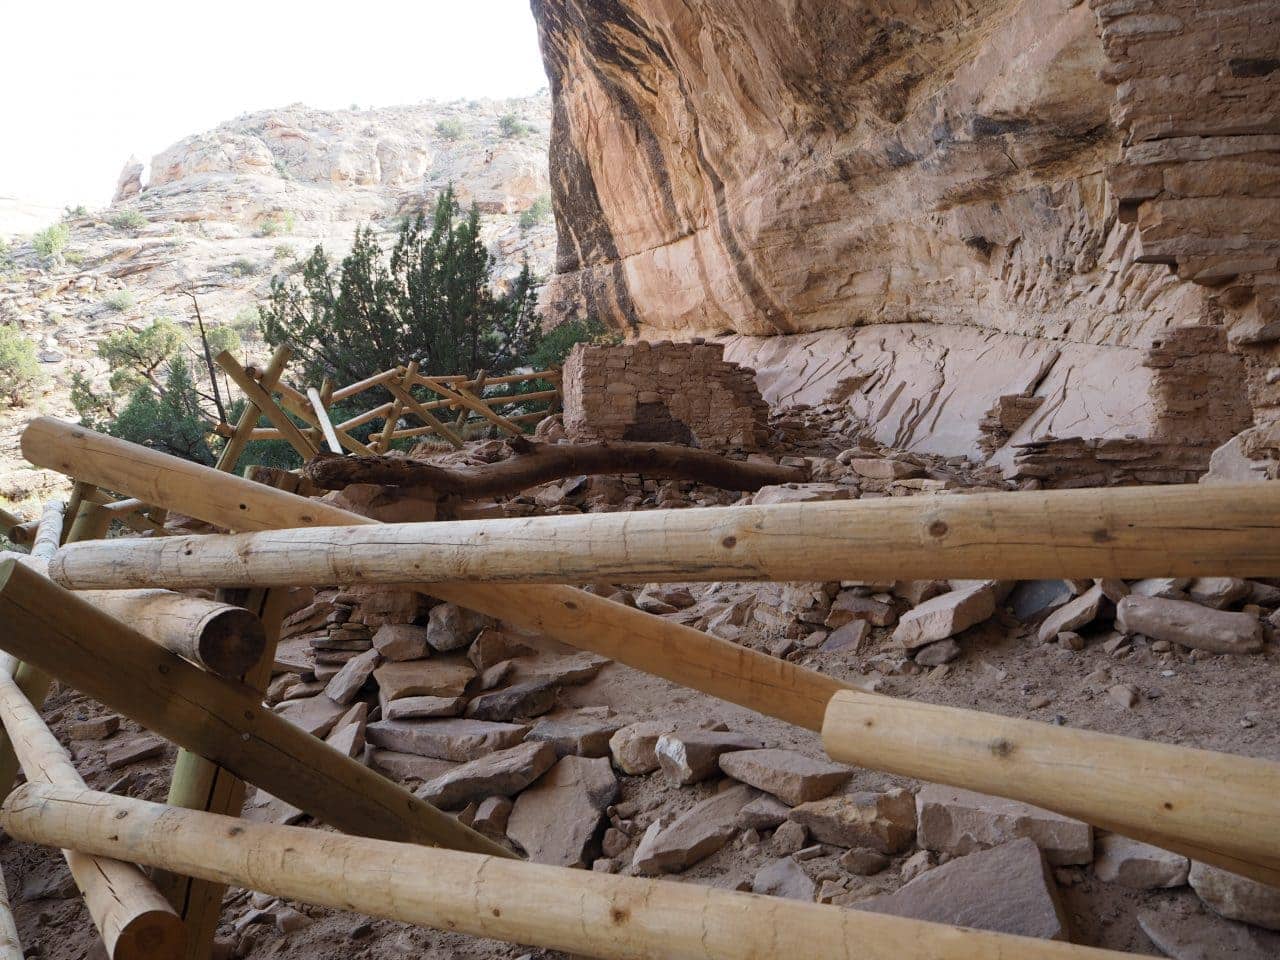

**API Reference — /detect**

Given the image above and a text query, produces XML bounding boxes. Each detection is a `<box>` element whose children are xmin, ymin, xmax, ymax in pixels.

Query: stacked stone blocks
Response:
<box><xmin>562</xmin><ymin>341</ymin><xmax>771</xmax><ymax>452</ymax></box>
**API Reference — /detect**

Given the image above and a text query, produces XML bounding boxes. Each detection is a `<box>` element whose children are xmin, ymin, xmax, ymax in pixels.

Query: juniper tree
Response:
<box><xmin>259</xmin><ymin>185</ymin><xmax>542</xmax><ymax>404</ymax></box>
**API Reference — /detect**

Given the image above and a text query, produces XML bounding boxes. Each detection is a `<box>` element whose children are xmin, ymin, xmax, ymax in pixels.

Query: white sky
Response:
<box><xmin>1</xmin><ymin>0</ymin><xmax>549</xmax><ymax>210</ymax></box>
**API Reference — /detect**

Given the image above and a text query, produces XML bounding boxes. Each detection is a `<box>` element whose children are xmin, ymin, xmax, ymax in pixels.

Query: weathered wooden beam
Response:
<box><xmin>822</xmin><ymin>690</ymin><xmax>1280</xmax><ymax>884</ymax></box>
<box><xmin>80</xmin><ymin>589</ymin><xmax>265</xmax><ymax>678</ymax></box>
<box><xmin>215</xmin><ymin>344</ymin><xmax>291</xmax><ymax>473</ymax></box>
<box><xmin>216</xmin><ymin>351</ymin><xmax>316</xmax><ymax>460</ymax></box>
<box><xmin>0</xmin><ymin>557</ymin><xmax>510</xmax><ymax>859</ymax></box>
<box><xmin>269</xmin><ymin>377</ymin><xmax>375</xmax><ymax>457</ymax></box>
<box><xmin>386</xmin><ymin>363</ymin><xmax>464</xmax><ymax>449</ymax></box>
<box><xmin>5</xmin><ymin>784</ymin><xmax>1136</xmax><ymax>960</ymax></box>
<box><xmin>417</xmin><ymin>374</ymin><xmax>523</xmax><ymax>437</ymax></box>
<box><xmin>30</xmin><ymin>500</ymin><xmax>64</xmax><ymax>561</ymax></box>
<box><xmin>0</xmin><ymin>865</ymin><xmax>18</xmax><ymax>960</ymax></box>
<box><xmin>22</xmin><ymin>418</ymin><xmax>1280</xmax><ymax>882</ymax></box>
<box><xmin>0</xmin><ymin>668</ymin><xmax>183</xmax><ymax>959</ymax></box>
<box><xmin>304</xmin><ymin>440</ymin><xmax>808</xmax><ymax>495</ymax></box>
<box><xmin>306</xmin><ymin>386</ymin><xmax>344</xmax><ymax>455</ymax></box>
<box><xmin>51</xmin><ymin>481</ymin><xmax>1280</xmax><ymax>589</ymax></box>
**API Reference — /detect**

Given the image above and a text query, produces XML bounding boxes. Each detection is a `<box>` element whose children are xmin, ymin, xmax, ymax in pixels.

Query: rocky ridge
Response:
<box><xmin>0</xmin><ymin>95</ymin><xmax>555</xmax><ymax>506</ymax></box>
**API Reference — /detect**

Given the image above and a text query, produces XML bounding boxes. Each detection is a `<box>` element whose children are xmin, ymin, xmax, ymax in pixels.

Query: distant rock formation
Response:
<box><xmin>111</xmin><ymin>156</ymin><xmax>143</xmax><ymax>203</ymax></box>
<box><xmin>531</xmin><ymin>0</ymin><xmax>1279</xmax><ymax>472</ymax></box>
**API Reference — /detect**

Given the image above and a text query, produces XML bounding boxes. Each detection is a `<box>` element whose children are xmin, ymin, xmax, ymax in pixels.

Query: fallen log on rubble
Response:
<box><xmin>0</xmin><ymin>558</ymin><xmax>509</xmax><ymax>860</ymax></box>
<box><xmin>48</xmin><ymin>481</ymin><xmax>1280</xmax><ymax>590</ymax></box>
<box><xmin>0</xmin><ymin>667</ymin><xmax>183</xmax><ymax>959</ymax></box>
<box><xmin>302</xmin><ymin>439</ymin><xmax>808</xmax><ymax>495</ymax></box>
<box><xmin>4</xmin><ymin>783</ymin><xmax>1137</xmax><ymax>960</ymax></box>
<box><xmin>0</xmin><ymin>555</ymin><xmax>265</xmax><ymax>679</ymax></box>
<box><xmin>19</xmin><ymin>417</ymin><xmax>1280</xmax><ymax>885</ymax></box>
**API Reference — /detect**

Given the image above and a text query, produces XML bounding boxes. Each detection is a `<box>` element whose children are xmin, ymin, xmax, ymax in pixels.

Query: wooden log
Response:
<box><xmin>327</xmin><ymin>366</ymin><xmax>403</xmax><ymax>402</ymax></box>
<box><xmin>417</xmin><ymin>374</ymin><xmax>523</xmax><ymax>437</ymax></box>
<box><xmin>30</xmin><ymin>500</ymin><xmax>64</xmax><ymax>561</ymax></box>
<box><xmin>0</xmin><ymin>670</ymin><xmax>183</xmax><ymax>959</ymax></box>
<box><xmin>337</xmin><ymin>401</ymin><xmax>395</xmax><ymax>432</ymax></box>
<box><xmin>304</xmin><ymin>440</ymin><xmax>808</xmax><ymax>496</ymax></box>
<box><xmin>78</xmin><ymin>589</ymin><xmax>265</xmax><ymax>678</ymax></box>
<box><xmin>823</xmin><ymin>690</ymin><xmax>1280</xmax><ymax>884</ymax></box>
<box><xmin>454</xmin><ymin>370</ymin><xmax>486</xmax><ymax>430</ymax></box>
<box><xmin>22</xmin><ymin>419</ymin><xmax>1280</xmax><ymax>879</ymax></box>
<box><xmin>0</xmin><ymin>865</ymin><xmax>18</xmax><ymax>960</ymax></box>
<box><xmin>216</xmin><ymin>352</ymin><xmax>316</xmax><ymax>460</ymax></box>
<box><xmin>5</xmin><ymin>784</ymin><xmax>1136</xmax><ymax>960</ymax></box>
<box><xmin>52</xmin><ymin>478</ymin><xmax>1280</xmax><ymax>590</ymax></box>
<box><xmin>0</xmin><ymin>558</ymin><xmax>510</xmax><ymax>859</ymax></box>
<box><xmin>386</xmin><ymin>363</ymin><xmax>464</xmax><ymax>448</ymax></box>
<box><xmin>215</xmin><ymin>345</ymin><xmax>290</xmax><ymax>473</ymax></box>
<box><xmin>270</xmin><ymin>377</ymin><xmax>375</xmax><ymax>457</ymax></box>
<box><xmin>307</xmin><ymin>386</ymin><xmax>344</xmax><ymax>455</ymax></box>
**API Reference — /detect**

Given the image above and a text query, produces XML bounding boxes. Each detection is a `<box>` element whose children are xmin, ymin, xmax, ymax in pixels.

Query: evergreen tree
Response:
<box><xmin>260</xmin><ymin>185</ymin><xmax>542</xmax><ymax>402</ymax></box>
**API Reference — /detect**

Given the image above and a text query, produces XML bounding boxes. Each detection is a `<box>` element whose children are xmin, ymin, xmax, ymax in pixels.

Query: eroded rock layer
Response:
<box><xmin>532</xmin><ymin>0</ymin><xmax>1280</xmax><ymax>465</ymax></box>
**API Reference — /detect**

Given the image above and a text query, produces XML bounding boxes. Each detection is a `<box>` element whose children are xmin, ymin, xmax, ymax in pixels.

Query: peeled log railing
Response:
<box><xmin>4</xmin><ymin>414</ymin><xmax>1280</xmax><ymax>959</ymax></box>
<box><xmin>18</xmin><ymin>418</ymin><xmax>1280</xmax><ymax>881</ymax></box>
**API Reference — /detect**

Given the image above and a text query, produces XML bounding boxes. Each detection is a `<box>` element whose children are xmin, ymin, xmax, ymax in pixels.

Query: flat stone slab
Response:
<box><xmin>892</xmin><ymin>583</ymin><xmax>995</xmax><ymax>649</ymax></box>
<box><xmin>855</xmin><ymin>838</ymin><xmax>1069</xmax><ymax>940</ymax></box>
<box><xmin>1036</xmin><ymin>584</ymin><xmax>1106</xmax><ymax>644</ymax></box>
<box><xmin>632</xmin><ymin>784</ymin><xmax>755</xmax><ymax>874</ymax></box>
<box><xmin>383</xmin><ymin>695</ymin><xmax>466</xmax><ymax>720</ymax></box>
<box><xmin>738</xmin><ymin>794</ymin><xmax>791</xmax><ymax>830</ymax></box>
<box><xmin>105</xmin><ymin>736</ymin><xmax>167</xmax><ymax>770</ymax></box>
<box><xmin>365</xmin><ymin>718</ymin><xmax>529</xmax><ymax>761</ymax></box>
<box><xmin>366</xmin><ymin>749</ymin><xmax>458</xmax><ymax>782</ymax></box>
<box><xmin>752</xmin><ymin>856</ymin><xmax>816</xmax><ymax>901</ymax></box>
<box><xmin>374</xmin><ymin>658</ymin><xmax>476</xmax><ymax>701</ymax></box>
<box><xmin>1138</xmin><ymin>907</ymin><xmax>1280</xmax><ymax>960</ymax></box>
<box><xmin>508</xmin><ymin>652</ymin><xmax>610</xmax><ymax>687</ymax></box>
<box><xmin>372</xmin><ymin>623</ymin><xmax>431</xmax><ymax>661</ymax></box>
<box><xmin>1189</xmin><ymin>861</ymin><xmax>1280</xmax><ymax>930</ymax></box>
<box><xmin>1116</xmin><ymin>595</ymin><xmax>1263</xmax><ymax>655</ymax></box>
<box><xmin>655</xmin><ymin>729</ymin><xmax>765</xmax><ymax>785</ymax></box>
<box><xmin>507</xmin><ymin>755</ymin><xmax>618</xmax><ymax>867</ymax></box>
<box><xmin>718</xmin><ymin>749</ymin><xmax>852</xmax><ymax>805</ymax></box>
<box><xmin>416</xmin><ymin>740</ymin><xmax>556</xmax><ymax>809</ymax></box>
<box><xmin>1094</xmin><ymin>834</ymin><xmax>1189</xmax><ymax>889</ymax></box>
<box><xmin>788</xmin><ymin>788</ymin><xmax>916</xmax><ymax>854</ymax></box>
<box><xmin>464</xmin><ymin>679</ymin><xmax>559</xmax><ymax>722</ymax></box>
<box><xmin>276</xmin><ymin>695</ymin><xmax>346</xmax><ymax>738</ymax></box>
<box><xmin>324</xmin><ymin>648</ymin><xmax>381</xmax><ymax>704</ymax></box>
<box><xmin>609</xmin><ymin>720</ymin><xmax>677</xmax><ymax>774</ymax></box>
<box><xmin>528</xmin><ymin>708</ymin><xmax>622</xmax><ymax>758</ymax></box>
<box><xmin>916</xmin><ymin>784</ymin><xmax>1093</xmax><ymax>866</ymax></box>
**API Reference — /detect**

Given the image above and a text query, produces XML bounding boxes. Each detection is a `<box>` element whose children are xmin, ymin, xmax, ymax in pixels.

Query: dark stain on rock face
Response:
<box><xmin>1229</xmin><ymin>57</ymin><xmax>1280</xmax><ymax>78</ymax></box>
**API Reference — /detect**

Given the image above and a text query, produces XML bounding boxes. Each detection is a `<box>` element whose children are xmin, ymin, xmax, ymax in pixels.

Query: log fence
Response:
<box><xmin>1</xmin><ymin>413</ymin><xmax>1278</xmax><ymax>958</ymax></box>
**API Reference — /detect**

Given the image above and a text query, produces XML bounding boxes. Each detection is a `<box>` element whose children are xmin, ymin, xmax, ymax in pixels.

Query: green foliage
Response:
<box><xmin>0</xmin><ymin>325</ymin><xmax>44</xmax><ymax>407</ymax></box>
<box><xmin>436</xmin><ymin>118</ymin><xmax>465</xmax><ymax>141</ymax></box>
<box><xmin>64</xmin><ymin>204</ymin><xmax>89</xmax><ymax>219</ymax></box>
<box><xmin>63</xmin><ymin>250</ymin><xmax>84</xmax><ymax>266</ymax></box>
<box><xmin>498</xmin><ymin>112</ymin><xmax>532</xmax><ymax>138</ymax></box>
<box><xmin>107</xmin><ymin>209</ymin><xmax>147</xmax><ymax>230</ymax></box>
<box><xmin>273</xmin><ymin>159</ymin><xmax>291</xmax><ymax>180</ymax></box>
<box><xmin>273</xmin><ymin>243</ymin><xmax>295</xmax><ymax>261</ymax></box>
<box><xmin>108</xmin><ymin>357</ymin><xmax>217</xmax><ymax>464</ymax></box>
<box><xmin>0</xmin><ymin>238</ymin><xmax>10</xmax><ymax>269</ymax></box>
<box><xmin>260</xmin><ymin>185</ymin><xmax>541</xmax><ymax>401</ymax></box>
<box><xmin>231</xmin><ymin>306</ymin><xmax>263</xmax><ymax>339</ymax></box>
<box><xmin>258</xmin><ymin>211</ymin><xmax>296</xmax><ymax>237</ymax></box>
<box><xmin>32</xmin><ymin>223</ymin><xmax>70</xmax><ymax>260</ymax></box>
<box><xmin>205</xmin><ymin>323</ymin><xmax>242</xmax><ymax>357</ymax></box>
<box><xmin>529</xmin><ymin>316</ymin><xmax>618</xmax><ymax>370</ymax></box>
<box><xmin>97</xmin><ymin>317</ymin><xmax>185</xmax><ymax>394</ymax></box>
<box><xmin>227</xmin><ymin>257</ymin><xmax>260</xmax><ymax>277</ymax></box>
<box><xmin>519</xmin><ymin>194</ymin><xmax>553</xmax><ymax>232</ymax></box>
<box><xmin>102</xmin><ymin>289</ymin><xmax>135</xmax><ymax>312</ymax></box>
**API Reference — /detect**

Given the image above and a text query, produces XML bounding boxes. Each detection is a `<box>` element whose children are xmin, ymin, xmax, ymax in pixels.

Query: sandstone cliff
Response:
<box><xmin>532</xmin><ymin>0</ymin><xmax>1279</xmax><ymax>472</ymax></box>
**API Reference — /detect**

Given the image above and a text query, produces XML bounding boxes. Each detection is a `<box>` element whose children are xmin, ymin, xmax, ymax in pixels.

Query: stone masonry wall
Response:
<box><xmin>562</xmin><ymin>341</ymin><xmax>771</xmax><ymax>452</ymax></box>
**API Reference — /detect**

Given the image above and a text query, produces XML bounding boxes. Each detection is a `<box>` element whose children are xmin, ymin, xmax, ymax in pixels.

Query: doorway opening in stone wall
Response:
<box><xmin>623</xmin><ymin>399</ymin><xmax>696</xmax><ymax>446</ymax></box>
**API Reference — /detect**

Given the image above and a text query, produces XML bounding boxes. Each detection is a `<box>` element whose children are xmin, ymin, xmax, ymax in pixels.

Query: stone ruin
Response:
<box><xmin>561</xmin><ymin>340</ymin><xmax>771</xmax><ymax>452</ymax></box>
